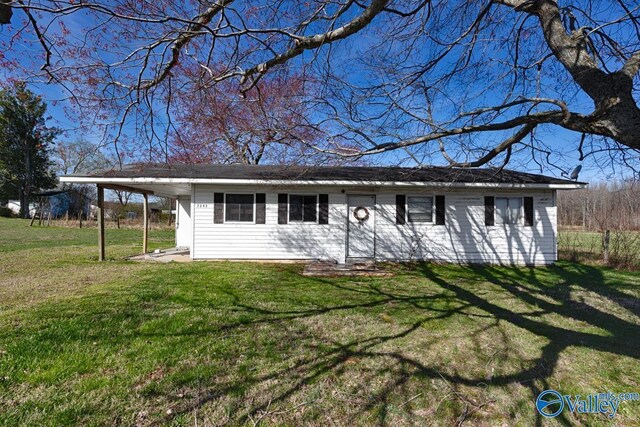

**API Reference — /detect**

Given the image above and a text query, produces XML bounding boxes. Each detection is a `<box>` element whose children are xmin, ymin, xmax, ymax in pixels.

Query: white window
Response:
<box><xmin>225</xmin><ymin>194</ymin><xmax>254</xmax><ymax>222</ymax></box>
<box><xmin>495</xmin><ymin>197</ymin><xmax>522</xmax><ymax>225</ymax></box>
<box><xmin>407</xmin><ymin>196</ymin><xmax>433</xmax><ymax>223</ymax></box>
<box><xmin>289</xmin><ymin>195</ymin><xmax>317</xmax><ymax>222</ymax></box>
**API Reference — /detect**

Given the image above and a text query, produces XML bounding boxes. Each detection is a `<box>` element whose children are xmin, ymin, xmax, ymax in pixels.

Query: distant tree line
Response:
<box><xmin>558</xmin><ymin>182</ymin><xmax>640</xmax><ymax>231</ymax></box>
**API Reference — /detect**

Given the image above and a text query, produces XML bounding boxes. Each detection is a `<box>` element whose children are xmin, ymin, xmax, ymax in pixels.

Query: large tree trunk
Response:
<box><xmin>19</xmin><ymin>187</ymin><xmax>30</xmax><ymax>219</ymax></box>
<box><xmin>530</xmin><ymin>0</ymin><xmax>640</xmax><ymax>148</ymax></box>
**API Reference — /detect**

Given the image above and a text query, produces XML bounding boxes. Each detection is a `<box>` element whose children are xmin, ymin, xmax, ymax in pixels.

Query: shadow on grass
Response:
<box><xmin>418</xmin><ymin>263</ymin><xmax>640</xmax><ymax>426</ymax></box>
<box><xmin>4</xmin><ymin>262</ymin><xmax>640</xmax><ymax>426</ymax></box>
<box><xmin>144</xmin><ymin>263</ymin><xmax>640</xmax><ymax>426</ymax></box>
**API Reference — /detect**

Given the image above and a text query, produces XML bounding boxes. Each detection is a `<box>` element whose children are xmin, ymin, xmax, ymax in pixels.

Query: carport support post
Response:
<box><xmin>97</xmin><ymin>185</ymin><xmax>105</xmax><ymax>261</ymax></box>
<box><xmin>143</xmin><ymin>193</ymin><xmax>149</xmax><ymax>253</ymax></box>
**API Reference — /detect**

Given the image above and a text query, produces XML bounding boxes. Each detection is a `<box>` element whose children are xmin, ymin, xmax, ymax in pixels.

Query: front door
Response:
<box><xmin>347</xmin><ymin>195</ymin><xmax>375</xmax><ymax>259</ymax></box>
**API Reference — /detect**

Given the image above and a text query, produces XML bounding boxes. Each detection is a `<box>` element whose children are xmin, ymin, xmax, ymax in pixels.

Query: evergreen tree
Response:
<box><xmin>0</xmin><ymin>83</ymin><xmax>58</xmax><ymax>218</ymax></box>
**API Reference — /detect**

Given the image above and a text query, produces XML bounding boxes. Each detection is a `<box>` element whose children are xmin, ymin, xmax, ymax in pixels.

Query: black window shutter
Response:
<box><xmin>484</xmin><ymin>196</ymin><xmax>495</xmax><ymax>226</ymax></box>
<box><xmin>255</xmin><ymin>193</ymin><xmax>266</xmax><ymax>224</ymax></box>
<box><xmin>214</xmin><ymin>193</ymin><xmax>224</xmax><ymax>224</ymax></box>
<box><xmin>435</xmin><ymin>195</ymin><xmax>445</xmax><ymax>225</ymax></box>
<box><xmin>278</xmin><ymin>193</ymin><xmax>288</xmax><ymax>224</ymax></box>
<box><xmin>524</xmin><ymin>196</ymin><xmax>534</xmax><ymax>227</ymax></box>
<box><xmin>318</xmin><ymin>194</ymin><xmax>329</xmax><ymax>224</ymax></box>
<box><xmin>396</xmin><ymin>195</ymin><xmax>406</xmax><ymax>225</ymax></box>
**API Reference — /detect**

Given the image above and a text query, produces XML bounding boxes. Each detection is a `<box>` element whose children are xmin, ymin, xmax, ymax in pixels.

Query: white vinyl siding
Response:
<box><xmin>175</xmin><ymin>196</ymin><xmax>192</xmax><ymax>248</ymax></box>
<box><xmin>192</xmin><ymin>186</ymin><xmax>346</xmax><ymax>261</ymax></box>
<box><xmin>191</xmin><ymin>185</ymin><xmax>557</xmax><ymax>265</ymax></box>
<box><xmin>374</xmin><ymin>190</ymin><xmax>557</xmax><ymax>265</ymax></box>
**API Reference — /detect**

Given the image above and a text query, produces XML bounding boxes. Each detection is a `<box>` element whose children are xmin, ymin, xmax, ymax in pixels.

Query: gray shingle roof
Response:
<box><xmin>66</xmin><ymin>163</ymin><xmax>583</xmax><ymax>185</ymax></box>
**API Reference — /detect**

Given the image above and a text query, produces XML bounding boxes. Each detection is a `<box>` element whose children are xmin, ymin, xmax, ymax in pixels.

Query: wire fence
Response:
<box><xmin>559</xmin><ymin>228</ymin><xmax>640</xmax><ymax>270</ymax></box>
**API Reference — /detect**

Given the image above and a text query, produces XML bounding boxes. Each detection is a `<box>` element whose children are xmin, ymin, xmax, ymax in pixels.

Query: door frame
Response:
<box><xmin>345</xmin><ymin>194</ymin><xmax>376</xmax><ymax>260</ymax></box>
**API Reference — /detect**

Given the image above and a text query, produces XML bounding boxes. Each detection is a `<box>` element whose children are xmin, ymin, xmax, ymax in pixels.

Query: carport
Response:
<box><xmin>61</xmin><ymin>165</ymin><xmax>193</xmax><ymax>261</ymax></box>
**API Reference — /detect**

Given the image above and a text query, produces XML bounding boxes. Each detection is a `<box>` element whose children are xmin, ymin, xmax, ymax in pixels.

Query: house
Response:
<box><xmin>60</xmin><ymin>163</ymin><xmax>586</xmax><ymax>265</ymax></box>
<box><xmin>4</xmin><ymin>200</ymin><xmax>38</xmax><ymax>217</ymax></box>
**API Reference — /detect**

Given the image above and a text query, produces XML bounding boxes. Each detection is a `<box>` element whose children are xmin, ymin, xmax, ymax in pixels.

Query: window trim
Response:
<box><xmin>494</xmin><ymin>195</ymin><xmax>524</xmax><ymax>226</ymax></box>
<box><xmin>223</xmin><ymin>192</ymin><xmax>256</xmax><ymax>224</ymax></box>
<box><xmin>288</xmin><ymin>193</ymin><xmax>319</xmax><ymax>224</ymax></box>
<box><xmin>406</xmin><ymin>195</ymin><xmax>435</xmax><ymax>224</ymax></box>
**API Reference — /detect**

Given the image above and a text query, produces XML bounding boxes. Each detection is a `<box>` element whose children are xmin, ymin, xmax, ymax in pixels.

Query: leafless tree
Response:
<box><xmin>559</xmin><ymin>182</ymin><xmax>640</xmax><ymax>231</ymax></box>
<box><xmin>54</xmin><ymin>139</ymin><xmax>110</xmax><ymax>176</ymax></box>
<box><xmin>168</xmin><ymin>70</ymin><xmax>341</xmax><ymax>165</ymax></box>
<box><xmin>558</xmin><ymin>181</ymin><xmax>640</xmax><ymax>268</ymax></box>
<box><xmin>1</xmin><ymin>1</ymin><xmax>639</xmax><ymax>172</ymax></box>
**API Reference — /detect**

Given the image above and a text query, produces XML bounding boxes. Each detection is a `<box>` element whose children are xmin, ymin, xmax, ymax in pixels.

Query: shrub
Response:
<box><xmin>0</xmin><ymin>206</ymin><xmax>14</xmax><ymax>218</ymax></box>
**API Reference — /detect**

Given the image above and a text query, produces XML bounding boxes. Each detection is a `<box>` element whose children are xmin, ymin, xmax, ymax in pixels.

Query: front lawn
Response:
<box><xmin>1</xmin><ymin>218</ymin><xmax>639</xmax><ymax>426</ymax></box>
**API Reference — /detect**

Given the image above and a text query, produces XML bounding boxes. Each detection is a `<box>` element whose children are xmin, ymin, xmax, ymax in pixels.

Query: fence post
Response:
<box><xmin>97</xmin><ymin>185</ymin><xmax>105</xmax><ymax>261</ymax></box>
<box><xmin>603</xmin><ymin>230</ymin><xmax>610</xmax><ymax>265</ymax></box>
<box><xmin>143</xmin><ymin>193</ymin><xmax>149</xmax><ymax>254</ymax></box>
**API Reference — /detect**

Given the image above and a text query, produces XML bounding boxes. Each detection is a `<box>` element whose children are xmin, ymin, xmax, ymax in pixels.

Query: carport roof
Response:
<box><xmin>65</xmin><ymin>162</ymin><xmax>585</xmax><ymax>184</ymax></box>
<box><xmin>60</xmin><ymin>163</ymin><xmax>586</xmax><ymax>197</ymax></box>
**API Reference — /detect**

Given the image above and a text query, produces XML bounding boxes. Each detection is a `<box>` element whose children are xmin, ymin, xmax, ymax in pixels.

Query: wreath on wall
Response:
<box><xmin>353</xmin><ymin>206</ymin><xmax>370</xmax><ymax>222</ymax></box>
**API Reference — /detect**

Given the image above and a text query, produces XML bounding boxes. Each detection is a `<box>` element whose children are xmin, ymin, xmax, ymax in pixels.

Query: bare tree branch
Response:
<box><xmin>1</xmin><ymin>0</ymin><xmax>638</xmax><ymax>171</ymax></box>
<box><xmin>234</xmin><ymin>0</ymin><xmax>390</xmax><ymax>86</ymax></box>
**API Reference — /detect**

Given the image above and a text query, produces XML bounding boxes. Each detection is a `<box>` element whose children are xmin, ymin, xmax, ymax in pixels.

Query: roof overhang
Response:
<box><xmin>60</xmin><ymin>176</ymin><xmax>587</xmax><ymax>196</ymax></box>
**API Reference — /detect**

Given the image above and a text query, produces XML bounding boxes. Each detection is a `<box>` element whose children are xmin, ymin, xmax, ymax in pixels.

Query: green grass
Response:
<box><xmin>1</xmin><ymin>218</ymin><xmax>640</xmax><ymax>426</ymax></box>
